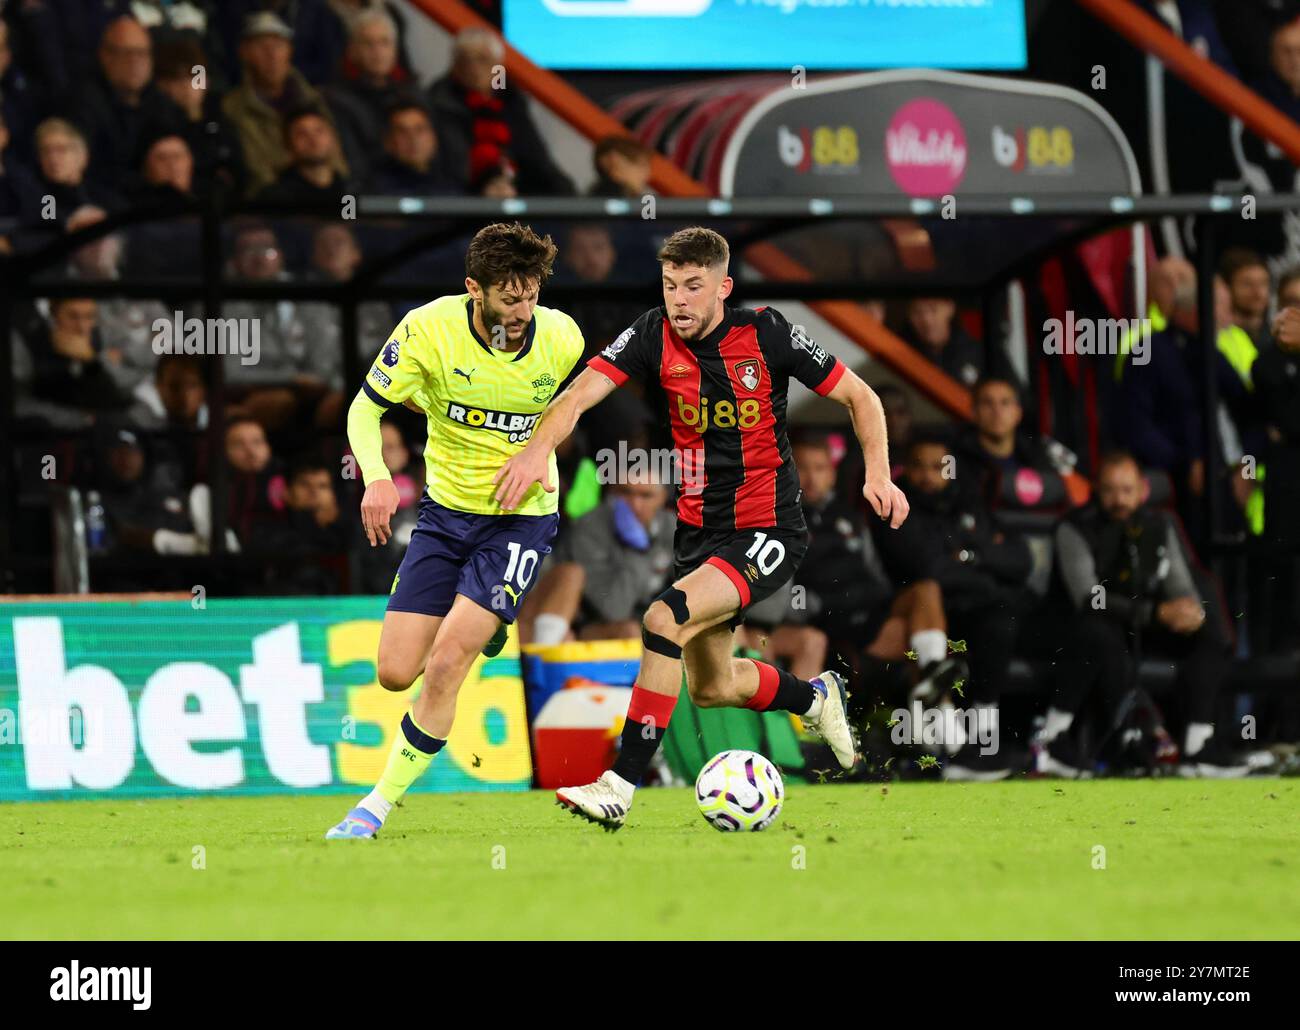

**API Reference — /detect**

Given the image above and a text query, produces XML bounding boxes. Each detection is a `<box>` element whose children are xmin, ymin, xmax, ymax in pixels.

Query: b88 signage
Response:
<box><xmin>993</xmin><ymin>124</ymin><xmax>1075</xmax><ymax>173</ymax></box>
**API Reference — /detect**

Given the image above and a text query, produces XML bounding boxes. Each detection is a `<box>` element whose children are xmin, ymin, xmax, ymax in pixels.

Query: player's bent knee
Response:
<box><xmin>642</xmin><ymin>601</ymin><xmax>684</xmax><ymax>644</ymax></box>
<box><xmin>376</xmin><ymin>661</ymin><xmax>418</xmax><ymax>693</ymax></box>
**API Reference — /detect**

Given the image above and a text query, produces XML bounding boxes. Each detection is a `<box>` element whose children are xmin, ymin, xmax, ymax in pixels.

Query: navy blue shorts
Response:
<box><xmin>387</xmin><ymin>495</ymin><xmax>560</xmax><ymax>623</ymax></box>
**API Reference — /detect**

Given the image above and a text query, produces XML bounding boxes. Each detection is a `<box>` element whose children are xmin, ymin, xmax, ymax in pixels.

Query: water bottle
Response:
<box><xmin>85</xmin><ymin>491</ymin><xmax>107</xmax><ymax>553</ymax></box>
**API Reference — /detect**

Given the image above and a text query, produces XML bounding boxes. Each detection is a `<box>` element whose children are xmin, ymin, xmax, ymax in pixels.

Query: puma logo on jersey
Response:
<box><xmin>501</xmin><ymin>584</ymin><xmax>521</xmax><ymax>604</ymax></box>
<box><xmin>454</xmin><ymin>367</ymin><xmax>474</xmax><ymax>384</ymax></box>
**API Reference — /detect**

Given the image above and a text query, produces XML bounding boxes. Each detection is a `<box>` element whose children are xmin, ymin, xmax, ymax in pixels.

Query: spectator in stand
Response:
<box><xmin>833</xmin><ymin>381</ymin><xmax>915</xmax><ymax>501</ymax></box>
<box><xmin>26</xmin><ymin>298</ymin><xmax>131</xmax><ymax>421</ymax></box>
<box><xmin>223</xmin><ymin>219</ymin><xmax>343</xmax><ymax>430</ymax></box>
<box><xmin>247</xmin><ymin>455</ymin><xmax>352</xmax><ymax>594</ymax></box>
<box><xmin>357</xmin><ymin>422</ymin><xmax>423</xmax><ymax>593</ymax></box>
<box><xmin>132</xmin><ymin>352</ymin><xmax>209</xmax><ymax>435</ymax></box>
<box><xmin>1037</xmin><ymin>451</ymin><xmax>1246</xmax><ymax>778</ymax></box>
<box><xmin>875</xmin><ymin>433</ymin><xmax>1033</xmax><ymax>781</ymax></box>
<box><xmin>1258</xmin><ymin>305</ymin><xmax>1300</xmax><ymax>652</ymax></box>
<box><xmin>954</xmin><ymin>376</ymin><xmax>1072</xmax><ymax>502</ymax></box>
<box><xmin>521</xmin><ymin>471</ymin><xmax>674</xmax><ymax>645</ymax></box>
<box><xmin>222</xmin><ymin>11</ymin><xmax>345</xmax><ymax>196</ymax></box>
<box><xmin>62</xmin><ymin>16</ymin><xmax>176</xmax><ymax>189</ymax></box>
<box><xmin>429</xmin><ymin>27</ymin><xmax>573</xmax><ymax>196</ymax></box>
<box><xmin>1249</xmin><ymin>13</ymin><xmax>1300</xmax><ymax>123</ymax></box>
<box><xmin>0</xmin><ymin>18</ymin><xmax>41</xmax><ymax>167</ymax></box>
<box><xmin>1220</xmin><ymin>247</ymin><xmax>1273</xmax><ymax>351</ymax></box>
<box><xmin>1114</xmin><ymin>267</ymin><xmax>1253</xmax><ymax>549</ymax></box>
<box><xmin>60</xmin><ymin>205</ymin><xmax>171</xmax><ymax>395</ymax></box>
<box><xmin>589</xmin><ymin>136</ymin><xmax>654</xmax><ymax>198</ymax></box>
<box><xmin>125</xmin><ymin>1</ymin><xmax>227</xmax><ymax>75</ymax></box>
<box><xmin>367</xmin><ymin>100</ymin><xmax>460</xmax><ymax>196</ymax></box>
<box><xmin>1277</xmin><ymin>264</ymin><xmax>1300</xmax><ymax>310</ymax></box>
<box><xmin>325</xmin><ymin>8</ymin><xmax>412</xmax><ymax>175</ymax></box>
<box><xmin>153</xmin><ymin>38</ymin><xmax>245</xmax><ymax>196</ymax></box>
<box><xmin>218</xmin><ymin>1</ymin><xmax>346</xmax><ymax>86</ymax></box>
<box><xmin>781</xmin><ymin>434</ymin><xmax>915</xmax><ymax>685</ymax></box>
<box><xmin>556</xmin><ymin>224</ymin><xmax>653</xmax><ymax>457</ymax></box>
<box><xmin>328</xmin><ymin>0</ymin><xmax>414</xmax><ymax>72</ymax></box>
<box><xmin>32</xmin><ymin>118</ymin><xmax>120</xmax><ymax>225</ymax></box>
<box><xmin>89</xmin><ymin>423</ymin><xmax>215</xmax><ymax>581</ymax></box>
<box><xmin>130</xmin><ymin>131</ymin><xmax>196</xmax><ymax>203</ymax></box>
<box><xmin>0</xmin><ymin>108</ymin><xmax>42</xmax><ymax>225</ymax></box>
<box><xmin>224</xmin><ymin>415</ymin><xmax>287</xmax><ymax>547</ymax></box>
<box><xmin>900</xmin><ymin>297</ymin><xmax>986</xmax><ymax>387</ymax></box>
<box><xmin>255</xmin><ymin>106</ymin><xmax>353</xmax><ymax>204</ymax></box>
<box><xmin>299</xmin><ymin>222</ymin><xmax>396</xmax><ymax>375</ymax></box>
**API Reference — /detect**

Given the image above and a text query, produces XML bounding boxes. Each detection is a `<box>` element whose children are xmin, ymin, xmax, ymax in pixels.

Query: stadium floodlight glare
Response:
<box><xmin>542</xmin><ymin>0</ymin><xmax>713</xmax><ymax>15</ymax></box>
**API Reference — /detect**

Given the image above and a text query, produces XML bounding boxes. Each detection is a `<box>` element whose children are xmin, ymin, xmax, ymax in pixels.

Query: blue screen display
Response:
<box><xmin>502</xmin><ymin>0</ymin><xmax>1027</xmax><ymax>71</ymax></box>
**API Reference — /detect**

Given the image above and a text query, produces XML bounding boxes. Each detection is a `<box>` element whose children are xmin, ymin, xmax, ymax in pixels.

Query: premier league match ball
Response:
<box><xmin>694</xmin><ymin>750</ymin><xmax>784</xmax><ymax>832</ymax></box>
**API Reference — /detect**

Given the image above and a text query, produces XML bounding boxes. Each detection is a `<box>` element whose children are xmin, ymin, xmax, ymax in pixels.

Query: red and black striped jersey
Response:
<box><xmin>588</xmin><ymin>304</ymin><xmax>846</xmax><ymax>531</ymax></box>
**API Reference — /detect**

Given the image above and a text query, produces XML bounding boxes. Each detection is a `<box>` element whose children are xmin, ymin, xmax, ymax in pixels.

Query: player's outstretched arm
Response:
<box><xmin>493</xmin><ymin>367</ymin><xmax>617</xmax><ymax>510</ymax></box>
<box><xmin>346</xmin><ymin>390</ymin><xmax>401</xmax><ymax>546</ymax></box>
<box><xmin>824</xmin><ymin>368</ymin><xmax>910</xmax><ymax>528</ymax></box>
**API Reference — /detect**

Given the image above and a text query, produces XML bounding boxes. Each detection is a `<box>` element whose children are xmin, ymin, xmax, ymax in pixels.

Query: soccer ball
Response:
<box><xmin>694</xmin><ymin>749</ymin><xmax>783</xmax><ymax>832</ymax></box>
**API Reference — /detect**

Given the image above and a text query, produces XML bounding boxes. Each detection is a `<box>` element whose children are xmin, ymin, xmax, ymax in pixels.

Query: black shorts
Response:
<box><xmin>672</xmin><ymin>522</ymin><xmax>810</xmax><ymax>620</ymax></box>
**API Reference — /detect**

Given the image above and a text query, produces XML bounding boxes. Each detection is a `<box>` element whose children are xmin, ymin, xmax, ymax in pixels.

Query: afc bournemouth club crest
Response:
<box><xmin>734</xmin><ymin>359</ymin><xmax>762</xmax><ymax>392</ymax></box>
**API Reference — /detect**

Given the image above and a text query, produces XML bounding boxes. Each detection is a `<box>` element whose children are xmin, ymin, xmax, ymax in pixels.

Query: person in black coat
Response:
<box><xmin>366</xmin><ymin>100</ymin><xmax>461</xmax><ymax>196</ymax></box>
<box><xmin>254</xmin><ymin>106</ymin><xmax>353</xmax><ymax>205</ymax></box>
<box><xmin>1038</xmin><ymin>451</ymin><xmax>1244</xmax><ymax>777</ymax></box>
<box><xmin>875</xmin><ymin>432</ymin><xmax>1033</xmax><ymax>780</ymax></box>
<box><xmin>427</xmin><ymin>27</ymin><xmax>573</xmax><ymax>196</ymax></box>
<box><xmin>1257</xmin><ymin>305</ymin><xmax>1300</xmax><ymax>652</ymax></box>
<box><xmin>60</xmin><ymin>16</ymin><xmax>178</xmax><ymax>190</ymax></box>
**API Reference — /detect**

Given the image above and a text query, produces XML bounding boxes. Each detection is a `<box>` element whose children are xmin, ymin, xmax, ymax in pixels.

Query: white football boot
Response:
<box><xmin>555</xmin><ymin>771</ymin><xmax>633</xmax><ymax>831</ymax></box>
<box><xmin>803</xmin><ymin>671</ymin><xmax>857</xmax><ymax>770</ymax></box>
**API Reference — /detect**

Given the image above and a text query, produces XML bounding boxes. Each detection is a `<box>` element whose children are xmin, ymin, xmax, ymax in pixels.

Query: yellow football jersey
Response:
<box><xmin>362</xmin><ymin>294</ymin><xmax>584</xmax><ymax>516</ymax></box>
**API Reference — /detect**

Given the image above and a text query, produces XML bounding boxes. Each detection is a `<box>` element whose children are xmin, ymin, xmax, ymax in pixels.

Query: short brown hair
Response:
<box><xmin>465</xmin><ymin>222</ymin><xmax>557</xmax><ymax>291</ymax></box>
<box><xmin>657</xmin><ymin>226</ymin><xmax>729</xmax><ymax>271</ymax></box>
<box><xmin>1219</xmin><ymin>247</ymin><xmax>1267</xmax><ymax>286</ymax></box>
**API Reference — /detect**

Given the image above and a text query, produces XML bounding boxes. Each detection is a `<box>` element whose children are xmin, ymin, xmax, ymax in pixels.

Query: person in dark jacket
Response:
<box><xmin>246</xmin><ymin>456</ymin><xmax>351</xmax><ymax>594</ymax></box>
<box><xmin>1257</xmin><ymin>305</ymin><xmax>1300</xmax><ymax>653</ymax></box>
<box><xmin>366</xmin><ymin>100</ymin><xmax>460</xmax><ymax>196</ymax></box>
<box><xmin>0</xmin><ymin>18</ymin><xmax>43</xmax><ymax>167</ymax></box>
<box><xmin>899</xmin><ymin>297</ymin><xmax>988</xmax><ymax>388</ymax></box>
<box><xmin>324</xmin><ymin>7</ymin><xmax>414</xmax><ymax>178</ymax></box>
<box><xmin>1037</xmin><ymin>451</ymin><xmax>1246</xmax><ymax>778</ymax></box>
<box><xmin>875</xmin><ymin>433</ymin><xmax>1033</xmax><ymax>780</ymax></box>
<box><xmin>218</xmin><ymin>0</ymin><xmax>347</xmax><ymax>86</ymax></box>
<box><xmin>953</xmin><ymin>375</ymin><xmax>1069</xmax><ymax>504</ymax></box>
<box><xmin>61</xmin><ymin>16</ymin><xmax>178</xmax><ymax>189</ymax></box>
<box><xmin>0</xmin><ymin>107</ymin><xmax>42</xmax><ymax>222</ymax></box>
<box><xmin>255</xmin><ymin>106</ymin><xmax>353</xmax><ymax>204</ymax></box>
<box><xmin>153</xmin><ymin>38</ymin><xmax>246</xmax><ymax>196</ymax></box>
<box><xmin>427</xmin><ymin>27</ymin><xmax>573</xmax><ymax>196</ymax></box>
<box><xmin>31</xmin><ymin>117</ymin><xmax>120</xmax><ymax>225</ymax></box>
<box><xmin>28</xmin><ymin>297</ymin><xmax>131</xmax><ymax>418</ymax></box>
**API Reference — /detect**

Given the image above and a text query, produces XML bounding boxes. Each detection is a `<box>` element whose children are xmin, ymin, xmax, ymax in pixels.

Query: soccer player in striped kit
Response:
<box><xmin>494</xmin><ymin>227</ymin><xmax>909</xmax><ymax>829</ymax></box>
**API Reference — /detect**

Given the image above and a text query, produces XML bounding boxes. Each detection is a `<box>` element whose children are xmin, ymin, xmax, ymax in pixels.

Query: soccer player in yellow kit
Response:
<box><xmin>326</xmin><ymin>223</ymin><xmax>584</xmax><ymax>839</ymax></box>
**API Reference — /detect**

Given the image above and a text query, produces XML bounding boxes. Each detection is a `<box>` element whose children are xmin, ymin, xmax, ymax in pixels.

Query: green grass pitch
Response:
<box><xmin>2</xmin><ymin>780</ymin><xmax>1297</xmax><ymax>940</ymax></box>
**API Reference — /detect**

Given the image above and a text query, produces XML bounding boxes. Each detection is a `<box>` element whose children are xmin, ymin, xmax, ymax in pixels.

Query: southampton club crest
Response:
<box><xmin>734</xmin><ymin>359</ymin><xmax>762</xmax><ymax>392</ymax></box>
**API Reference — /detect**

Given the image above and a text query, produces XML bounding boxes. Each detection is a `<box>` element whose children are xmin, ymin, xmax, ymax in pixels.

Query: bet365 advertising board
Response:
<box><xmin>0</xmin><ymin>597</ymin><xmax>532</xmax><ymax>801</ymax></box>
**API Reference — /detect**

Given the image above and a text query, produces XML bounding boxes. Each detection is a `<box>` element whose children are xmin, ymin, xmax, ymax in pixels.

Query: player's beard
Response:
<box><xmin>480</xmin><ymin>297</ymin><xmax>527</xmax><ymax>349</ymax></box>
<box><xmin>677</xmin><ymin>300</ymin><xmax>717</xmax><ymax>341</ymax></box>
